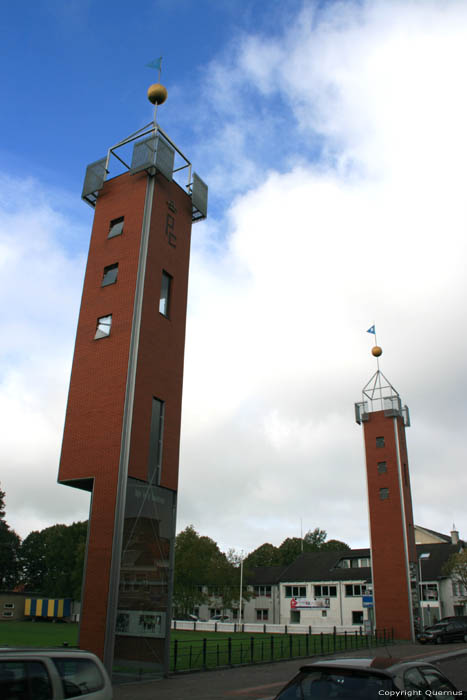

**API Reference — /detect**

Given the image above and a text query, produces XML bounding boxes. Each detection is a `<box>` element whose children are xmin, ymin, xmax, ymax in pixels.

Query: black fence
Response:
<box><xmin>170</xmin><ymin>628</ymin><xmax>394</xmax><ymax>673</ymax></box>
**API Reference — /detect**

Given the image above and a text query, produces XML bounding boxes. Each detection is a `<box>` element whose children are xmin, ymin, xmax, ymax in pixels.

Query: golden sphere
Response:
<box><xmin>372</xmin><ymin>345</ymin><xmax>383</xmax><ymax>357</ymax></box>
<box><xmin>147</xmin><ymin>83</ymin><xmax>168</xmax><ymax>105</ymax></box>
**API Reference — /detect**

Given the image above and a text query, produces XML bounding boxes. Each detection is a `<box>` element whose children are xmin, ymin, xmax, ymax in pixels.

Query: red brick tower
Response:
<box><xmin>355</xmin><ymin>344</ymin><xmax>419</xmax><ymax>641</ymax></box>
<box><xmin>58</xmin><ymin>82</ymin><xmax>207</xmax><ymax>677</ymax></box>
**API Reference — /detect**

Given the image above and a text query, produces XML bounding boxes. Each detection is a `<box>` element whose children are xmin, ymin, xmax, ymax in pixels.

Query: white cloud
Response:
<box><xmin>177</xmin><ymin>0</ymin><xmax>467</xmax><ymax>551</ymax></box>
<box><xmin>3</xmin><ymin>1</ymin><xmax>467</xmax><ymax>558</ymax></box>
<box><xmin>0</xmin><ymin>175</ymin><xmax>91</xmax><ymax>538</ymax></box>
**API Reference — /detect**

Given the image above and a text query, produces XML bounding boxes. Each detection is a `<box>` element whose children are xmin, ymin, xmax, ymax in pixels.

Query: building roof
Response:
<box><xmin>279</xmin><ymin>550</ymin><xmax>372</xmax><ymax>584</ymax></box>
<box><xmin>415</xmin><ymin>526</ymin><xmax>451</xmax><ymax>543</ymax></box>
<box><xmin>416</xmin><ymin>542</ymin><xmax>464</xmax><ymax>581</ymax></box>
<box><xmin>246</xmin><ymin>541</ymin><xmax>465</xmax><ymax>586</ymax></box>
<box><xmin>246</xmin><ymin>566</ymin><xmax>286</xmax><ymax>585</ymax></box>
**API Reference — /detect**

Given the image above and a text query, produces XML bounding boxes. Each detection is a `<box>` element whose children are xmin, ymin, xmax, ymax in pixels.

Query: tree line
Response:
<box><xmin>0</xmin><ymin>484</ymin><xmax>86</xmax><ymax>600</ymax></box>
<box><xmin>4</xmin><ymin>482</ymin><xmax>466</xmax><ymax>611</ymax></box>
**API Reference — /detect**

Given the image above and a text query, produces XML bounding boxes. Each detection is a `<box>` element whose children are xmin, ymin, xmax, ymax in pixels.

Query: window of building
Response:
<box><xmin>232</xmin><ymin>609</ymin><xmax>238</xmax><ymax>620</ymax></box>
<box><xmin>345</xmin><ymin>584</ymin><xmax>366</xmax><ymax>597</ymax></box>
<box><xmin>377</xmin><ymin>461</ymin><xmax>387</xmax><ymax>473</ymax></box>
<box><xmin>254</xmin><ymin>585</ymin><xmax>272</xmax><ymax>597</ymax></box>
<box><xmin>108</xmin><ymin>216</ymin><xmax>124</xmax><ymax>238</ymax></box>
<box><xmin>452</xmin><ymin>582</ymin><xmax>466</xmax><ymax>597</ymax></box>
<box><xmin>321</xmin><ymin>610</ymin><xmax>327</xmax><ymax>617</ymax></box>
<box><xmin>256</xmin><ymin>609</ymin><xmax>269</xmax><ymax>621</ymax></box>
<box><xmin>148</xmin><ymin>397</ymin><xmax>165</xmax><ymax>484</ymax></box>
<box><xmin>102</xmin><ymin>263</ymin><xmax>118</xmax><ymax>286</ymax></box>
<box><xmin>337</xmin><ymin>559</ymin><xmax>350</xmax><ymax>568</ymax></box>
<box><xmin>350</xmin><ymin>559</ymin><xmax>360</xmax><ymax>568</ymax></box>
<box><xmin>159</xmin><ymin>271</ymin><xmax>172</xmax><ymax>317</ymax></box>
<box><xmin>360</xmin><ymin>558</ymin><xmax>370</xmax><ymax>567</ymax></box>
<box><xmin>285</xmin><ymin>585</ymin><xmax>306</xmax><ymax>598</ymax></box>
<box><xmin>420</xmin><ymin>583</ymin><xmax>438</xmax><ymax>601</ymax></box>
<box><xmin>3</xmin><ymin>603</ymin><xmax>14</xmax><ymax>609</ymax></box>
<box><xmin>209</xmin><ymin>608</ymin><xmax>221</xmax><ymax>617</ymax></box>
<box><xmin>314</xmin><ymin>585</ymin><xmax>337</xmax><ymax>597</ymax></box>
<box><xmin>376</xmin><ymin>436</ymin><xmax>385</xmax><ymax>447</ymax></box>
<box><xmin>2</xmin><ymin>611</ymin><xmax>13</xmax><ymax>617</ymax></box>
<box><xmin>379</xmin><ymin>487</ymin><xmax>389</xmax><ymax>500</ymax></box>
<box><xmin>352</xmin><ymin>611</ymin><xmax>363</xmax><ymax>625</ymax></box>
<box><xmin>94</xmin><ymin>314</ymin><xmax>112</xmax><ymax>339</ymax></box>
<box><xmin>290</xmin><ymin>610</ymin><xmax>300</xmax><ymax>624</ymax></box>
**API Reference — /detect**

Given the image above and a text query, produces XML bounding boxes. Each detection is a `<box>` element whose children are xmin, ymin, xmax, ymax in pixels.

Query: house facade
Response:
<box><xmin>182</xmin><ymin>528</ymin><xmax>465</xmax><ymax>634</ymax></box>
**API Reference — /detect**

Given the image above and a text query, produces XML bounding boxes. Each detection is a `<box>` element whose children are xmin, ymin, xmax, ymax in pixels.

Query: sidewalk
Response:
<box><xmin>113</xmin><ymin>641</ymin><xmax>467</xmax><ymax>700</ymax></box>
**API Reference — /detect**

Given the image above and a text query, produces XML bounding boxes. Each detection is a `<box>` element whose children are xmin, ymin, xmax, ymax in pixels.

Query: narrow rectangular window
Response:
<box><xmin>285</xmin><ymin>586</ymin><xmax>292</xmax><ymax>598</ymax></box>
<box><xmin>352</xmin><ymin>611</ymin><xmax>363</xmax><ymax>625</ymax></box>
<box><xmin>379</xmin><ymin>487</ymin><xmax>389</xmax><ymax>500</ymax></box>
<box><xmin>94</xmin><ymin>314</ymin><xmax>112</xmax><ymax>339</ymax></box>
<box><xmin>102</xmin><ymin>263</ymin><xmax>118</xmax><ymax>286</ymax></box>
<box><xmin>377</xmin><ymin>461</ymin><xmax>387</xmax><ymax>473</ymax></box>
<box><xmin>376</xmin><ymin>436</ymin><xmax>385</xmax><ymax>447</ymax></box>
<box><xmin>108</xmin><ymin>216</ymin><xmax>124</xmax><ymax>238</ymax></box>
<box><xmin>159</xmin><ymin>271</ymin><xmax>172</xmax><ymax>317</ymax></box>
<box><xmin>148</xmin><ymin>398</ymin><xmax>165</xmax><ymax>484</ymax></box>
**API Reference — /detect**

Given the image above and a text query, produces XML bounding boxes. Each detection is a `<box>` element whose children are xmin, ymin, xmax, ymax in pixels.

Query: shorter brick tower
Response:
<box><xmin>355</xmin><ymin>345</ymin><xmax>419</xmax><ymax>640</ymax></box>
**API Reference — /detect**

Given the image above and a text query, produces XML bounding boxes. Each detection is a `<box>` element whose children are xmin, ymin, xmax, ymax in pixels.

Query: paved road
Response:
<box><xmin>113</xmin><ymin>642</ymin><xmax>467</xmax><ymax>699</ymax></box>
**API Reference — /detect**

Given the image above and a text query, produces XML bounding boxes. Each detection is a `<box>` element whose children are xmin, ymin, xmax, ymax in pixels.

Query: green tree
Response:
<box><xmin>173</xmin><ymin>525</ymin><xmax>226</xmax><ymax>616</ymax></box>
<box><xmin>304</xmin><ymin>528</ymin><xmax>327</xmax><ymax>549</ymax></box>
<box><xmin>277</xmin><ymin>537</ymin><xmax>304</xmax><ymax>566</ymax></box>
<box><xmin>0</xmin><ymin>484</ymin><xmax>21</xmax><ymax>589</ymax></box>
<box><xmin>443</xmin><ymin>548</ymin><xmax>467</xmax><ymax>601</ymax></box>
<box><xmin>321</xmin><ymin>539</ymin><xmax>351</xmax><ymax>551</ymax></box>
<box><xmin>20</xmin><ymin>521</ymin><xmax>88</xmax><ymax>598</ymax></box>
<box><xmin>243</xmin><ymin>543</ymin><xmax>280</xmax><ymax>569</ymax></box>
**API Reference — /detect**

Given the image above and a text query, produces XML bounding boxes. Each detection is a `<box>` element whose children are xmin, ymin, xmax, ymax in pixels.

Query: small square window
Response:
<box><xmin>94</xmin><ymin>314</ymin><xmax>112</xmax><ymax>340</ymax></box>
<box><xmin>376</xmin><ymin>436</ymin><xmax>385</xmax><ymax>447</ymax></box>
<box><xmin>102</xmin><ymin>263</ymin><xmax>118</xmax><ymax>286</ymax></box>
<box><xmin>377</xmin><ymin>461</ymin><xmax>387</xmax><ymax>473</ymax></box>
<box><xmin>108</xmin><ymin>216</ymin><xmax>124</xmax><ymax>238</ymax></box>
<box><xmin>321</xmin><ymin>610</ymin><xmax>327</xmax><ymax>617</ymax></box>
<box><xmin>159</xmin><ymin>271</ymin><xmax>172</xmax><ymax>317</ymax></box>
<box><xmin>379</xmin><ymin>487</ymin><xmax>389</xmax><ymax>500</ymax></box>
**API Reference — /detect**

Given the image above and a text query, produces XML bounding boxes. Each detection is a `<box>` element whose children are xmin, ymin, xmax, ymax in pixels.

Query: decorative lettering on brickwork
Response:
<box><xmin>165</xmin><ymin>213</ymin><xmax>176</xmax><ymax>248</ymax></box>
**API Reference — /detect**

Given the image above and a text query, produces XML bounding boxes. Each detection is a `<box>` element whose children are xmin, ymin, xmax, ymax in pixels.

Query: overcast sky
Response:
<box><xmin>2</xmin><ymin>0</ymin><xmax>467</xmax><ymax>555</ymax></box>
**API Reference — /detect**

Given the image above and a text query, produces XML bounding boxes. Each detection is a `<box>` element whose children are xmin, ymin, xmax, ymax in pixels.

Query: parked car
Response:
<box><xmin>209</xmin><ymin>615</ymin><xmax>229</xmax><ymax>622</ymax></box>
<box><xmin>273</xmin><ymin>658</ymin><xmax>462</xmax><ymax>698</ymax></box>
<box><xmin>417</xmin><ymin>619</ymin><xmax>467</xmax><ymax>644</ymax></box>
<box><xmin>175</xmin><ymin>614</ymin><xmax>198</xmax><ymax>621</ymax></box>
<box><xmin>0</xmin><ymin>648</ymin><xmax>113</xmax><ymax>699</ymax></box>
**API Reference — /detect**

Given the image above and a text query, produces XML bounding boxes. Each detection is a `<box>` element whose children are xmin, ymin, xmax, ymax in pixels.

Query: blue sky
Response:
<box><xmin>3</xmin><ymin>0</ymin><xmax>467</xmax><ymax>554</ymax></box>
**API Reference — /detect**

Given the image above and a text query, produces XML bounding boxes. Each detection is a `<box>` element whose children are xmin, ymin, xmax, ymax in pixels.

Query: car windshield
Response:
<box><xmin>275</xmin><ymin>669</ymin><xmax>393</xmax><ymax>699</ymax></box>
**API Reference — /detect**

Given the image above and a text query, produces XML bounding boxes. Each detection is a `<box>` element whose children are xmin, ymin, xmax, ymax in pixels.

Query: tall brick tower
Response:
<box><xmin>355</xmin><ymin>342</ymin><xmax>419</xmax><ymax>640</ymax></box>
<box><xmin>58</xmin><ymin>80</ymin><xmax>207</xmax><ymax>677</ymax></box>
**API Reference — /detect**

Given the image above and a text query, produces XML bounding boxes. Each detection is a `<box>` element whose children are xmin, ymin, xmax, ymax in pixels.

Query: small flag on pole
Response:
<box><xmin>367</xmin><ymin>325</ymin><xmax>376</xmax><ymax>335</ymax></box>
<box><xmin>146</xmin><ymin>57</ymin><xmax>162</xmax><ymax>71</ymax></box>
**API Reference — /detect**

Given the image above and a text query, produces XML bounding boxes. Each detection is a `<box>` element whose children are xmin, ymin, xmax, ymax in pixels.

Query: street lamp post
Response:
<box><xmin>238</xmin><ymin>555</ymin><xmax>244</xmax><ymax>625</ymax></box>
<box><xmin>418</xmin><ymin>552</ymin><xmax>430</xmax><ymax>629</ymax></box>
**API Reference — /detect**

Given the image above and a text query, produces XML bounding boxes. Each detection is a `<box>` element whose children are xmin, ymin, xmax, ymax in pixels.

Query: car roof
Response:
<box><xmin>299</xmin><ymin>657</ymin><xmax>439</xmax><ymax>675</ymax></box>
<box><xmin>0</xmin><ymin>647</ymin><xmax>98</xmax><ymax>656</ymax></box>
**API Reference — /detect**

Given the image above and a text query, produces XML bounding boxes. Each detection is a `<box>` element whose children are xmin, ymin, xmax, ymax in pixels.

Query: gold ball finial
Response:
<box><xmin>372</xmin><ymin>345</ymin><xmax>383</xmax><ymax>357</ymax></box>
<box><xmin>147</xmin><ymin>83</ymin><xmax>168</xmax><ymax>105</ymax></box>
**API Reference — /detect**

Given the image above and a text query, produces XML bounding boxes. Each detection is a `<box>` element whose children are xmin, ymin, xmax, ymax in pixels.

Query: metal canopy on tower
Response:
<box><xmin>81</xmin><ymin>120</ymin><xmax>208</xmax><ymax>222</ymax></box>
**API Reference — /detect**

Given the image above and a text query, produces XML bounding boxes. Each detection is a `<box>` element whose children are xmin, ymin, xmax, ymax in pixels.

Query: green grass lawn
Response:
<box><xmin>0</xmin><ymin>621</ymin><xmax>79</xmax><ymax>648</ymax></box>
<box><xmin>170</xmin><ymin>629</ymin><xmax>379</xmax><ymax>672</ymax></box>
<box><xmin>0</xmin><ymin>622</ymin><xmax>385</xmax><ymax>674</ymax></box>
